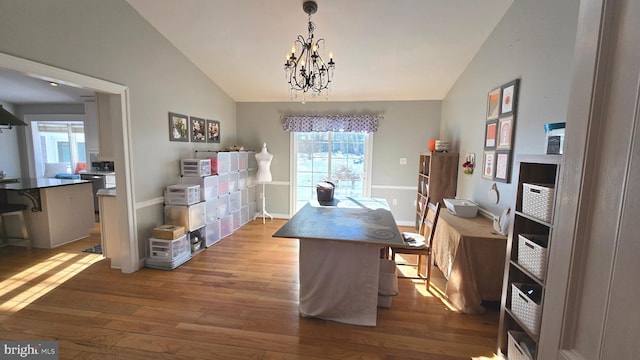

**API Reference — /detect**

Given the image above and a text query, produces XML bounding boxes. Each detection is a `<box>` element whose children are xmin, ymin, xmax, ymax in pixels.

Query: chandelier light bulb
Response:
<box><xmin>291</xmin><ymin>45</ymin><xmax>296</xmax><ymax>54</ymax></box>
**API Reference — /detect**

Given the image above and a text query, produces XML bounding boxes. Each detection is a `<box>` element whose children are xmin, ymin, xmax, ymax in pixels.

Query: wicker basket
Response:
<box><xmin>517</xmin><ymin>234</ymin><xmax>549</xmax><ymax>280</ymax></box>
<box><xmin>511</xmin><ymin>283</ymin><xmax>542</xmax><ymax>335</ymax></box>
<box><xmin>522</xmin><ymin>183</ymin><xmax>554</xmax><ymax>222</ymax></box>
<box><xmin>507</xmin><ymin>330</ymin><xmax>535</xmax><ymax>360</ymax></box>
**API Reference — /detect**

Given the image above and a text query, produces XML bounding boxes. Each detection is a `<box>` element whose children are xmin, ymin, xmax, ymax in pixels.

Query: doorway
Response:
<box><xmin>0</xmin><ymin>52</ymin><xmax>138</xmax><ymax>273</ymax></box>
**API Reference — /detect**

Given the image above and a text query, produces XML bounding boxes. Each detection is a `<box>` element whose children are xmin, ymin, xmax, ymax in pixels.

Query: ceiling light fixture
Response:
<box><xmin>49</xmin><ymin>81</ymin><xmax>59</xmax><ymax>87</ymax></box>
<box><xmin>284</xmin><ymin>1</ymin><xmax>335</xmax><ymax>102</ymax></box>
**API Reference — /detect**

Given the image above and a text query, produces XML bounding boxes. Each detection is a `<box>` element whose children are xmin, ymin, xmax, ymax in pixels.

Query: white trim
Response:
<box><xmin>136</xmin><ymin>197</ymin><xmax>165</xmax><ymax>210</ymax></box>
<box><xmin>371</xmin><ymin>184</ymin><xmax>415</xmax><ymax>191</ymax></box>
<box><xmin>0</xmin><ymin>52</ymin><xmax>138</xmax><ymax>274</ymax></box>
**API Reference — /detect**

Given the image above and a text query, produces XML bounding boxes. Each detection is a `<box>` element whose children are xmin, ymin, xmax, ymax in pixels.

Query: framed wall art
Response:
<box><xmin>486</xmin><ymin>87</ymin><xmax>501</xmax><ymax>120</ymax></box>
<box><xmin>168</xmin><ymin>112</ymin><xmax>189</xmax><ymax>142</ymax></box>
<box><xmin>500</xmin><ymin>79</ymin><xmax>520</xmax><ymax>116</ymax></box>
<box><xmin>482</xmin><ymin>151</ymin><xmax>495</xmax><ymax>180</ymax></box>
<box><xmin>206</xmin><ymin>119</ymin><xmax>220</xmax><ymax>143</ymax></box>
<box><xmin>484</xmin><ymin>119</ymin><xmax>498</xmax><ymax>149</ymax></box>
<box><xmin>497</xmin><ymin>115</ymin><xmax>514</xmax><ymax>150</ymax></box>
<box><xmin>494</xmin><ymin>150</ymin><xmax>512</xmax><ymax>183</ymax></box>
<box><xmin>190</xmin><ymin>116</ymin><xmax>206</xmax><ymax>143</ymax></box>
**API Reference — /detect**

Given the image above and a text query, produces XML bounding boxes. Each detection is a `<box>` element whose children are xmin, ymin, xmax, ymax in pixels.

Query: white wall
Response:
<box><xmin>237</xmin><ymin>100</ymin><xmax>441</xmax><ymax>223</ymax></box>
<box><xmin>441</xmin><ymin>0</ymin><xmax>580</xmax><ymax>215</ymax></box>
<box><xmin>0</xmin><ymin>0</ymin><xmax>236</xmax><ymax>257</ymax></box>
<box><xmin>0</xmin><ymin>100</ymin><xmax>21</xmax><ymax>178</ymax></box>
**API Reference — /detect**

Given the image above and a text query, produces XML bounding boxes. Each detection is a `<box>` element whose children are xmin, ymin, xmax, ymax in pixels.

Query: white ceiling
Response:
<box><xmin>0</xmin><ymin>1</ymin><xmax>513</xmax><ymax>104</ymax></box>
<box><xmin>127</xmin><ymin>0</ymin><xmax>513</xmax><ymax>102</ymax></box>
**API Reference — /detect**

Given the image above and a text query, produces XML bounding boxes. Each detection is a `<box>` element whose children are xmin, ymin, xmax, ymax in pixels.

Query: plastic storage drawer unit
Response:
<box><xmin>181</xmin><ymin>158</ymin><xmax>211</xmax><ymax>177</ymax></box>
<box><xmin>165</xmin><ymin>184</ymin><xmax>200</xmax><ymax>206</ymax></box>
<box><xmin>164</xmin><ymin>202</ymin><xmax>206</xmax><ymax>232</ymax></box>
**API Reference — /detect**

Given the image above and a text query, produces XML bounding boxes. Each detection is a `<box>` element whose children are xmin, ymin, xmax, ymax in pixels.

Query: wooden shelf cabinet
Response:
<box><xmin>497</xmin><ymin>154</ymin><xmax>562</xmax><ymax>359</ymax></box>
<box><xmin>415</xmin><ymin>152</ymin><xmax>458</xmax><ymax>229</ymax></box>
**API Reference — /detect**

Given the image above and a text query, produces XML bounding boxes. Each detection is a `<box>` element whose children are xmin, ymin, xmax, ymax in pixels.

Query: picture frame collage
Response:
<box><xmin>483</xmin><ymin>79</ymin><xmax>519</xmax><ymax>183</ymax></box>
<box><xmin>168</xmin><ymin>112</ymin><xmax>220</xmax><ymax>144</ymax></box>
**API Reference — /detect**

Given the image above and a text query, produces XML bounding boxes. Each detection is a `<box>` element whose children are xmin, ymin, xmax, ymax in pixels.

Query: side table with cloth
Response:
<box><xmin>273</xmin><ymin>197</ymin><xmax>404</xmax><ymax>326</ymax></box>
<box><xmin>432</xmin><ymin>210</ymin><xmax>507</xmax><ymax>314</ymax></box>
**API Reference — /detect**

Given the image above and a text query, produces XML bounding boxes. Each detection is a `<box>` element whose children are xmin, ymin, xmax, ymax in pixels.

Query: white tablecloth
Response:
<box><xmin>299</xmin><ymin>239</ymin><xmax>381</xmax><ymax>326</ymax></box>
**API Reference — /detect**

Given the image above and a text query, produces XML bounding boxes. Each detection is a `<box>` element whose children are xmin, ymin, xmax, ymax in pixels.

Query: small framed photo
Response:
<box><xmin>486</xmin><ymin>87</ymin><xmax>501</xmax><ymax>120</ymax></box>
<box><xmin>494</xmin><ymin>150</ymin><xmax>512</xmax><ymax>183</ymax></box>
<box><xmin>206</xmin><ymin>119</ymin><xmax>220</xmax><ymax>143</ymax></box>
<box><xmin>168</xmin><ymin>112</ymin><xmax>189</xmax><ymax>142</ymax></box>
<box><xmin>190</xmin><ymin>116</ymin><xmax>206</xmax><ymax>143</ymax></box>
<box><xmin>500</xmin><ymin>79</ymin><xmax>520</xmax><ymax>116</ymax></box>
<box><xmin>484</xmin><ymin>119</ymin><xmax>498</xmax><ymax>149</ymax></box>
<box><xmin>482</xmin><ymin>151</ymin><xmax>495</xmax><ymax>180</ymax></box>
<box><xmin>497</xmin><ymin>115</ymin><xmax>514</xmax><ymax>150</ymax></box>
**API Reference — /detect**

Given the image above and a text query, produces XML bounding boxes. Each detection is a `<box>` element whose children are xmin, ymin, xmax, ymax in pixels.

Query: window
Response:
<box><xmin>31</xmin><ymin>120</ymin><xmax>86</xmax><ymax>177</ymax></box>
<box><xmin>292</xmin><ymin>131</ymin><xmax>372</xmax><ymax>212</ymax></box>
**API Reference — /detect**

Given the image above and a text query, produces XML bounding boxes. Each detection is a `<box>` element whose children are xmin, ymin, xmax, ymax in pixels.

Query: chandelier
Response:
<box><xmin>284</xmin><ymin>1</ymin><xmax>335</xmax><ymax>101</ymax></box>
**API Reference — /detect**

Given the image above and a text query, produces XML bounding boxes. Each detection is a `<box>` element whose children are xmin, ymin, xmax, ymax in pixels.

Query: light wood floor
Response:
<box><xmin>0</xmin><ymin>219</ymin><xmax>500</xmax><ymax>360</ymax></box>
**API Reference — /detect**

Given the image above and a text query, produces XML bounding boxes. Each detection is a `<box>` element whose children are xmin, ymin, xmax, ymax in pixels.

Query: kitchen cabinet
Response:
<box><xmin>6</xmin><ymin>181</ymin><xmax>95</xmax><ymax>249</ymax></box>
<box><xmin>98</xmin><ymin>188</ymin><xmax>120</xmax><ymax>269</ymax></box>
<box><xmin>415</xmin><ymin>152</ymin><xmax>458</xmax><ymax>229</ymax></box>
<box><xmin>497</xmin><ymin>154</ymin><xmax>562</xmax><ymax>359</ymax></box>
<box><xmin>96</xmin><ymin>93</ymin><xmax>114</xmax><ymax>161</ymax></box>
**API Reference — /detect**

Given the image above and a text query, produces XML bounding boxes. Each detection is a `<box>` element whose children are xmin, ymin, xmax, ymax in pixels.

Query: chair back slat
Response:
<box><xmin>422</xmin><ymin>201</ymin><xmax>441</xmax><ymax>246</ymax></box>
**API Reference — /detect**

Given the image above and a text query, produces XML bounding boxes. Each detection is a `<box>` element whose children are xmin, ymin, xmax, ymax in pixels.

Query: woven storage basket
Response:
<box><xmin>511</xmin><ymin>283</ymin><xmax>542</xmax><ymax>335</ymax></box>
<box><xmin>518</xmin><ymin>234</ymin><xmax>549</xmax><ymax>280</ymax></box>
<box><xmin>507</xmin><ymin>331</ymin><xmax>535</xmax><ymax>360</ymax></box>
<box><xmin>522</xmin><ymin>183</ymin><xmax>555</xmax><ymax>222</ymax></box>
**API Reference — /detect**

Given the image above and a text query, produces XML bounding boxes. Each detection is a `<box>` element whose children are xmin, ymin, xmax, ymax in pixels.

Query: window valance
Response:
<box><xmin>282</xmin><ymin>114</ymin><xmax>381</xmax><ymax>133</ymax></box>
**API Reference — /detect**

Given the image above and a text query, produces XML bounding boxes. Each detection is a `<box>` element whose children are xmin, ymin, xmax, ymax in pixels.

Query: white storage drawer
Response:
<box><xmin>181</xmin><ymin>175</ymin><xmax>218</xmax><ymax>201</ymax></box>
<box><xmin>149</xmin><ymin>234</ymin><xmax>190</xmax><ymax>260</ymax></box>
<box><xmin>205</xmin><ymin>221</ymin><xmax>221</xmax><ymax>247</ymax></box>
<box><xmin>181</xmin><ymin>158</ymin><xmax>211</xmax><ymax>177</ymax></box>
<box><xmin>165</xmin><ymin>184</ymin><xmax>200</xmax><ymax>206</ymax></box>
<box><xmin>164</xmin><ymin>202</ymin><xmax>206</xmax><ymax>232</ymax></box>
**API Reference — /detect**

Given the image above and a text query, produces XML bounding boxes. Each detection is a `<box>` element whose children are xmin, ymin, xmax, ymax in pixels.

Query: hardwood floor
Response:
<box><xmin>0</xmin><ymin>219</ymin><xmax>500</xmax><ymax>360</ymax></box>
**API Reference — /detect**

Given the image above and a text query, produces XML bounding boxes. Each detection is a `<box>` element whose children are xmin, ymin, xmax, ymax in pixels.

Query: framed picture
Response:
<box><xmin>497</xmin><ymin>115</ymin><xmax>514</xmax><ymax>150</ymax></box>
<box><xmin>494</xmin><ymin>150</ymin><xmax>512</xmax><ymax>183</ymax></box>
<box><xmin>486</xmin><ymin>87</ymin><xmax>501</xmax><ymax>120</ymax></box>
<box><xmin>168</xmin><ymin>112</ymin><xmax>189</xmax><ymax>142</ymax></box>
<box><xmin>190</xmin><ymin>116</ymin><xmax>206</xmax><ymax>143</ymax></box>
<box><xmin>206</xmin><ymin>119</ymin><xmax>220</xmax><ymax>143</ymax></box>
<box><xmin>484</xmin><ymin>119</ymin><xmax>498</xmax><ymax>149</ymax></box>
<box><xmin>500</xmin><ymin>79</ymin><xmax>520</xmax><ymax>116</ymax></box>
<box><xmin>482</xmin><ymin>151</ymin><xmax>495</xmax><ymax>180</ymax></box>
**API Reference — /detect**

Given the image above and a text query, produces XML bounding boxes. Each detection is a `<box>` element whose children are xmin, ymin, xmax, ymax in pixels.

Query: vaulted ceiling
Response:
<box><xmin>0</xmin><ymin>1</ymin><xmax>513</xmax><ymax>104</ymax></box>
<box><xmin>126</xmin><ymin>0</ymin><xmax>513</xmax><ymax>102</ymax></box>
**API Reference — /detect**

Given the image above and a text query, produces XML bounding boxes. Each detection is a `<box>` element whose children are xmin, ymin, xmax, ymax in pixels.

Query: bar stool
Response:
<box><xmin>0</xmin><ymin>203</ymin><xmax>31</xmax><ymax>249</ymax></box>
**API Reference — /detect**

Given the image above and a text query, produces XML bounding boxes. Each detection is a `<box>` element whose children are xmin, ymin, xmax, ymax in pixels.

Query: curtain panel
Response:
<box><xmin>282</xmin><ymin>115</ymin><xmax>381</xmax><ymax>133</ymax></box>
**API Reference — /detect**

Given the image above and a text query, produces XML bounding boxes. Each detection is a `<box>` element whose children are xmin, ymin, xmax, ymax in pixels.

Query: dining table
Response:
<box><xmin>272</xmin><ymin>197</ymin><xmax>404</xmax><ymax>326</ymax></box>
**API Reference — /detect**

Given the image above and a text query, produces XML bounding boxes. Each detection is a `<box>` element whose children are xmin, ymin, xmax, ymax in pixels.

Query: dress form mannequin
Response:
<box><xmin>255</xmin><ymin>143</ymin><xmax>273</xmax><ymax>223</ymax></box>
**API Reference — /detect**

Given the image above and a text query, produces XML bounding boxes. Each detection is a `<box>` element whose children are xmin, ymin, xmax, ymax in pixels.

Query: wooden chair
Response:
<box><xmin>389</xmin><ymin>200</ymin><xmax>441</xmax><ymax>289</ymax></box>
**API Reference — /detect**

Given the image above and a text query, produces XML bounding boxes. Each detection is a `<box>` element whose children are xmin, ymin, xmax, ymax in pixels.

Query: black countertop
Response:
<box><xmin>0</xmin><ymin>178</ymin><xmax>91</xmax><ymax>190</ymax></box>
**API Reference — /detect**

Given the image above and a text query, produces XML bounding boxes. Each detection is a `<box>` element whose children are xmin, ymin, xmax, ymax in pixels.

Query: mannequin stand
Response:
<box><xmin>260</xmin><ymin>182</ymin><xmax>272</xmax><ymax>224</ymax></box>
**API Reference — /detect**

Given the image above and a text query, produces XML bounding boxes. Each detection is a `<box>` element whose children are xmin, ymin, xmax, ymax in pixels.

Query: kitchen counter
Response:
<box><xmin>97</xmin><ymin>188</ymin><xmax>116</xmax><ymax>197</ymax></box>
<box><xmin>1</xmin><ymin>177</ymin><xmax>90</xmax><ymax>191</ymax></box>
<box><xmin>1</xmin><ymin>180</ymin><xmax>94</xmax><ymax>248</ymax></box>
<box><xmin>79</xmin><ymin>170</ymin><xmax>116</xmax><ymax>176</ymax></box>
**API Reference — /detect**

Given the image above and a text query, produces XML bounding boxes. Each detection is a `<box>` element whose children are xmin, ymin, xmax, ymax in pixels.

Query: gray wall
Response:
<box><xmin>440</xmin><ymin>0</ymin><xmax>579</xmax><ymax>215</ymax></box>
<box><xmin>237</xmin><ymin>100</ymin><xmax>441</xmax><ymax>224</ymax></box>
<box><xmin>0</xmin><ymin>101</ymin><xmax>21</xmax><ymax>178</ymax></box>
<box><xmin>0</xmin><ymin>0</ymin><xmax>236</xmax><ymax>255</ymax></box>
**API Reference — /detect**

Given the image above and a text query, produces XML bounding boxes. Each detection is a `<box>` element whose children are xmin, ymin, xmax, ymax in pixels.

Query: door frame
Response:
<box><xmin>0</xmin><ymin>52</ymin><xmax>140</xmax><ymax>273</ymax></box>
